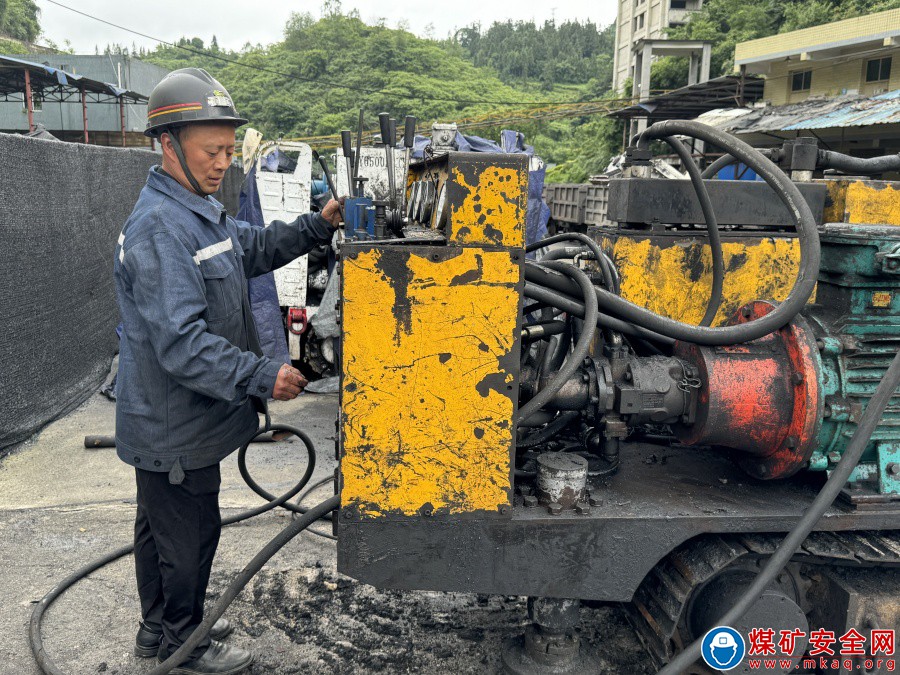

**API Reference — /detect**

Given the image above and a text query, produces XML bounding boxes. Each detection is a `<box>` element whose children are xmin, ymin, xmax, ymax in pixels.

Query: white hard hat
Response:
<box><xmin>714</xmin><ymin>632</ymin><xmax>738</xmax><ymax>649</ymax></box>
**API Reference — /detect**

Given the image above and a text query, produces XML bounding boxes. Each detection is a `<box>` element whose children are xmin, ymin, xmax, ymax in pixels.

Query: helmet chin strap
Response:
<box><xmin>165</xmin><ymin>127</ymin><xmax>211</xmax><ymax>196</ymax></box>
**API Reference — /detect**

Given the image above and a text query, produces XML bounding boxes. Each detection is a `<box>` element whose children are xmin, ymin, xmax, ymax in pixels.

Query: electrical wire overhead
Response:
<box><xmin>43</xmin><ymin>0</ymin><xmax>629</xmax><ymax>108</ymax></box>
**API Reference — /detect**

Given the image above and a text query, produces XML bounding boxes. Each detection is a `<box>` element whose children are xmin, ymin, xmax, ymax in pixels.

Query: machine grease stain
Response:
<box><xmin>374</xmin><ymin>249</ymin><xmax>415</xmax><ymax>343</ymax></box>
<box><xmin>450</xmin><ymin>254</ymin><xmax>484</xmax><ymax>285</ymax></box>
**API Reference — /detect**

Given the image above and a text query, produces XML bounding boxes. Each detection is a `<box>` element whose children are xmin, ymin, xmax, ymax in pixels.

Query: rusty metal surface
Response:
<box><xmin>337</xmin><ymin>442</ymin><xmax>900</xmax><ymax>603</ymax></box>
<box><xmin>675</xmin><ymin>301</ymin><xmax>823</xmax><ymax>480</ymax></box>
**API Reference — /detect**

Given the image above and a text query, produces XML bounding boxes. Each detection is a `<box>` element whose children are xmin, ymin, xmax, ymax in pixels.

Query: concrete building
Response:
<box><xmin>734</xmin><ymin>8</ymin><xmax>900</xmax><ymax>106</ymax></box>
<box><xmin>612</xmin><ymin>0</ymin><xmax>705</xmax><ymax>93</ymax></box>
<box><xmin>0</xmin><ymin>54</ymin><xmax>169</xmax><ymax>146</ymax></box>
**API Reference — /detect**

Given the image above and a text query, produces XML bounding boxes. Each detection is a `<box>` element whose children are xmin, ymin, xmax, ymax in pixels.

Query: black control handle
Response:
<box><xmin>404</xmin><ymin>116</ymin><xmax>416</xmax><ymax>149</ymax></box>
<box><xmin>340</xmin><ymin>130</ymin><xmax>353</xmax><ymax>158</ymax></box>
<box><xmin>378</xmin><ymin>113</ymin><xmax>391</xmax><ymax>146</ymax></box>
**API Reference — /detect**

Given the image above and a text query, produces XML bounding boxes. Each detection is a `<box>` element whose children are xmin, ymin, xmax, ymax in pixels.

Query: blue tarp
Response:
<box><xmin>411</xmin><ymin>129</ymin><xmax>550</xmax><ymax>246</ymax></box>
<box><xmin>238</xmin><ymin>168</ymin><xmax>291</xmax><ymax>364</ymax></box>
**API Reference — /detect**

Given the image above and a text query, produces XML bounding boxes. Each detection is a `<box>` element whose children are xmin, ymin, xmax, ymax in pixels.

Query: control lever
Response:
<box><xmin>379</xmin><ymin>112</ymin><xmax>398</xmax><ymax>219</ymax></box>
<box><xmin>311</xmin><ymin>150</ymin><xmax>344</xmax><ymax>222</ymax></box>
<box><xmin>340</xmin><ymin>130</ymin><xmax>354</xmax><ymax>196</ymax></box>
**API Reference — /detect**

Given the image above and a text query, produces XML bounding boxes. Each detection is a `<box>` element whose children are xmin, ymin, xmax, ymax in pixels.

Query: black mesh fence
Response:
<box><xmin>0</xmin><ymin>133</ymin><xmax>158</xmax><ymax>453</ymax></box>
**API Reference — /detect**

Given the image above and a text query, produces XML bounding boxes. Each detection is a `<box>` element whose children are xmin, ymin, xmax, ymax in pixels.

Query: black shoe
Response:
<box><xmin>157</xmin><ymin>640</ymin><xmax>253</xmax><ymax>675</ymax></box>
<box><xmin>134</xmin><ymin>619</ymin><xmax>235</xmax><ymax>658</ymax></box>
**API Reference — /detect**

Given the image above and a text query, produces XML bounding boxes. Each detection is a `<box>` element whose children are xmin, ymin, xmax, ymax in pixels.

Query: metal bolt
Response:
<box><xmin>792</xmin><ymin>372</ymin><xmax>804</xmax><ymax>385</ymax></box>
<box><xmin>420</xmin><ymin>505</ymin><xmax>433</xmax><ymax>517</ymax></box>
<box><xmin>499</xmin><ymin>504</ymin><xmax>510</xmax><ymax>515</ymax></box>
<box><xmin>828</xmin><ymin>451</ymin><xmax>841</xmax><ymax>464</ymax></box>
<box><xmin>523</xmin><ymin>495</ymin><xmax>538</xmax><ymax>508</ymax></box>
<box><xmin>816</xmin><ymin>339</ymin><xmax>825</xmax><ymax>351</ymax></box>
<box><xmin>575</xmin><ymin>502</ymin><xmax>591</xmax><ymax>515</ymax></box>
<box><xmin>431</xmin><ymin>253</ymin><xmax>440</xmax><ymax>261</ymax></box>
<box><xmin>888</xmin><ymin>463</ymin><xmax>900</xmax><ymax>476</ymax></box>
<box><xmin>547</xmin><ymin>502</ymin><xmax>563</xmax><ymax>515</ymax></box>
<box><xmin>741</xmin><ymin>306</ymin><xmax>752</xmax><ymax>318</ymax></box>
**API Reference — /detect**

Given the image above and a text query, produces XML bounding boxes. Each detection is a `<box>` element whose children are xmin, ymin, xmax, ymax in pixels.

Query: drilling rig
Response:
<box><xmin>332</xmin><ymin>120</ymin><xmax>900</xmax><ymax>674</ymax></box>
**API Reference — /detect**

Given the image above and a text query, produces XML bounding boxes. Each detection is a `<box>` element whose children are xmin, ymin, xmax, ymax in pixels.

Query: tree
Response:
<box><xmin>0</xmin><ymin>0</ymin><xmax>40</xmax><ymax>43</ymax></box>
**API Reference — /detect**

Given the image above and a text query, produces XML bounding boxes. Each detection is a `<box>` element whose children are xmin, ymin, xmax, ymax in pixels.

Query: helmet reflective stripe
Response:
<box><xmin>148</xmin><ymin>102</ymin><xmax>203</xmax><ymax>120</ymax></box>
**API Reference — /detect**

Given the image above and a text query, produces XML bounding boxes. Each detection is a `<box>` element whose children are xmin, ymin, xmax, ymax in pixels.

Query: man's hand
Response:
<box><xmin>273</xmin><ymin>364</ymin><xmax>308</xmax><ymax>401</ymax></box>
<box><xmin>321</xmin><ymin>198</ymin><xmax>344</xmax><ymax>228</ymax></box>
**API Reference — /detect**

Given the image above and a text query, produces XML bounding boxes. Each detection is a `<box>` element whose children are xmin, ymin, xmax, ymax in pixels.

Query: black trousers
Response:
<box><xmin>134</xmin><ymin>464</ymin><xmax>221</xmax><ymax>660</ymax></box>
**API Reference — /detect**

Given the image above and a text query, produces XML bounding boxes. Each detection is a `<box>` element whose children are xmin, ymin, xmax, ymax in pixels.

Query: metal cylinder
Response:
<box><xmin>536</xmin><ymin>453</ymin><xmax>587</xmax><ymax>508</ymax></box>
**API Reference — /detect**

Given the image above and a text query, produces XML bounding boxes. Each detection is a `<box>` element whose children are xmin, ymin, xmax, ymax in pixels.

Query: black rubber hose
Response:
<box><xmin>527</xmin><ymin>233</ymin><xmax>618</xmax><ymax>294</ymax></box>
<box><xmin>819</xmin><ymin>150</ymin><xmax>900</xmax><ymax>175</ymax></box>
<box><xmin>522</xmin><ymin>320</ymin><xmax>567</xmax><ymax>342</ymax></box>
<box><xmin>612</xmin><ymin>119</ymin><xmax>820</xmax><ymax>344</ymax></box>
<box><xmin>518</xmin><ymin>411</ymin><xmax>580</xmax><ymax>448</ymax></box>
<box><xmin>662</xmin><ymin>136</ymin><xmax>723</xmax><ymax>327</ymax></box>
<box><xmin>292</xmin><ymin>475</ymin><xmax>338</xmax><ymax>541</ymax></box>
<box><xmin>540</xmin><ymin>247</ymin><xmax>622</xmax><ymax>296</ymax></box>
<box><xmin>146</xmin><ymin>496</ymin><xmax>341</xmax><ymax>675</ymax></box>
<box><xmin>524</xmin><ymin>281</ymin><xmax>675</xmax><ymax>346</ymax></box>
<box><xmin>236</xmin><ymin>424</ymin><xmax>328</xmax><ymax>525</ymax></box>
<box><xmin>30</xmin><ymin>423</ymin><xmax>326</xmax><ymax>675</ymax></box>
<box><xmin>517</xmin><ymin>262</ymin><xmax>598</xmax><ymax>422</ymax></box>
<box><xmin>700</xmin><ymin>153</ymin><xmax>738</xmax><ymax>179</ymax></box>
<box><xmin>657</xmin><ymin>348</ymin><xmax>900</xmax><ymax>675</ymax></box>
<box><xmin>701</xmin><ymin>148</ymin><xmax>781</xmax><ymax>179</ymax></box>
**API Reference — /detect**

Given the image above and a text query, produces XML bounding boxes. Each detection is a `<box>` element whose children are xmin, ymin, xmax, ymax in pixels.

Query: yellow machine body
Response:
<box><xmin>339</xmin><ymin>152</ymin><xmax>528</xmax><ymax>518</ymax></box>
<box><xmin>596</xmin><ymin>232</ymin><xmax>805</xmax><ymax>326</ymax></box>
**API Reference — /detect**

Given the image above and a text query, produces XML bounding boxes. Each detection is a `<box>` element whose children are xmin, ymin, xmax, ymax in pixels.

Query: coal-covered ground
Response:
<box><xmin>0</xmin><ymin>385</ymin><xmax>652</xmax><ymax>675</ymax></box>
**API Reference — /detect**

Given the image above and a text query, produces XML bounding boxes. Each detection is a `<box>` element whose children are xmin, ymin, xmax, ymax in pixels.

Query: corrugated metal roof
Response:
<box><xmin>785</xmin><ymin>89</ymin><xmax>900</xmax><ymax>129</ymax></box>
<box><xmin>0</xmin><ymin>55</ymin><xmax>147</xmax><ymax>100</ymax></box>
<box><xmin>697</xmin><ymin>89</ymin><xmax>900</xmax><ymax>134</ymax></box>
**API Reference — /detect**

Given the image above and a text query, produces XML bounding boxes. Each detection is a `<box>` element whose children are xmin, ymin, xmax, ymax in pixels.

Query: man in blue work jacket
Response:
<box><xmin>114</xmin><ymin>68</ymin><xmax>341</xmax><ymax>675</ymax></box>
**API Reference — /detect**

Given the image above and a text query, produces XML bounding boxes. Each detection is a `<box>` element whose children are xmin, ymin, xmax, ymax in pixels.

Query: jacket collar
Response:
<box><xmin>147</xmin><ymin>165</ymin><xmax>225</xmax><ymax>224</ymax></box>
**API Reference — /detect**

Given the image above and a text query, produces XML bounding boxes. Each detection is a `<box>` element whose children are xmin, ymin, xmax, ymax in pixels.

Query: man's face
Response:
<box><xmin>162</xmin><ymin>122</ymin><xmax>236</xmax><ymax>195</ymax></box>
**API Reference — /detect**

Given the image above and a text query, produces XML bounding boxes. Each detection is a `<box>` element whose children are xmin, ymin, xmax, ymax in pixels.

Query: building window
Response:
<box><xmin>866</xmin><ymin>57</ymin><xmax>892</xmax><ymax>82</ymax></box>
<box><xmin>638</xmin><ymin>13</ymin><xmax>645</xmax><ymax>28</ymax></box>
<box><xmin>23</xmin><ymin>92</ymin><xmax>43</xmax><ymax>112</ymax></box>
<box><xmin>670</xmin><ymin>0</ymin><xmax>687</xmax><ymax>8</ymax></box>
<box><xmin>791</xmin><ymin>70</ymin><xmax>812</xmax><ymax>92</ymax></box>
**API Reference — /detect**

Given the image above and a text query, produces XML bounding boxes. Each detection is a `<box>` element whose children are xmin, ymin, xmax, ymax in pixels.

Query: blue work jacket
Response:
<box><xmin>114</xmin><ymin>167</ymin><xmax>334</xmax><ymax>475</ymax></box>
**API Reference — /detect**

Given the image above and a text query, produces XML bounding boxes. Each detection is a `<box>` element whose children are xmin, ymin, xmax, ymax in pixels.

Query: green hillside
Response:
<box><xmin>139</xmin><ymin>11</ymin><xmax>621</xmax><ymax>184</ymax></box>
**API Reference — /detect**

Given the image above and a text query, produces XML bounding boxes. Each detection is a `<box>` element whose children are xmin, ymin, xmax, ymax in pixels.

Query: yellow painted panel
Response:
<box><xmin>341</xmin><ymin>247</ymin><xmax>519</xmax><ymax>517</ymax></box>
<box><xmin>844</xmin><ymin>181</ymin><xmax>900</xmax><ymax>226</ymax></box>
<box><xmin>450</xmin><ymin>164</ymin><xmax>525</xmax><ymax>247</ymax></box>
<box><xmin>605</xmin><ymin>236</ymin><xmax>810</xmax><ymax>326</ymax></box>
<box><xmin>823</xmin><ymin>179</ymin><xmax>849</xmax><ymax>224</ymax></box>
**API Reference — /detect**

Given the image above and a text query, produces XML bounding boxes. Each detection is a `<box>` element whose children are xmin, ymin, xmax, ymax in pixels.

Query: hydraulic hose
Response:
<box><xmin>517</xmin><ymin>262</ymin><xmax>598</xmax><ymax>422</ymax></box>
<box><xmin>518</xmin><ymin>411</ymin><xmax>580</xmax><ymax>448</ymax></box>
<box><xmin>700</xmin><ymin>148</ymin><xmax>781</xmax><ymax>179</ymax></box>
<box><xmin>147</xmin><ymin>496</ymin><xmax>340</xmax><ymax>675</ymax></box>
<box><xmin>524</xmin><ymin>279</ymin><xmax>675</xmax><ymax>346</ymax></box>
<box><xmin>700</xmin><ymin>153</ymin><xmax>738</xmax><ymax>179</ymax></box>
<box><xmin>657</xmin><ymin>348</ymin><xmax>900</xmax><ymax>675</ymax></box>
<box><xmin>30</xmin><ymin>421</ymin><xmax>334</xmax><ymax>675</ymax></box>
<box><xmin>661</xmin><ymin>135</ymin><xmax>723</xmax><ymax>326</ymax></box>
<box><xmin>615</xmin><ymin>119</ymin><xmax>821</xmax><ymax>345</ymax></box>
<box><xmin>819</xmin><ymin>149</ymin><xmax>900</xmax><ymax>175</ymax></box>
<box><xmin>527</xmin><ymin>232</ymin><xmax>619</xmax><ymax>294</ymax></box>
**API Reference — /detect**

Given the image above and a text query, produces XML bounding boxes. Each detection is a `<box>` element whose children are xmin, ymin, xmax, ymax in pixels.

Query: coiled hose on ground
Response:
<box><xmin>30</xmin><ymin>420</ymin><xmax>337</xmax><ymax>675</ymax></box>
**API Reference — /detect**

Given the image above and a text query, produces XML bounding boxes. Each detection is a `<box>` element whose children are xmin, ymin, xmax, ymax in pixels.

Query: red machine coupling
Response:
<box><xmin>287</xmin><ymin>307</ymin><xmax>308</xmax><ymax>335</ymax></box>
